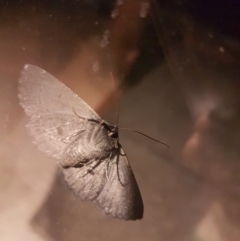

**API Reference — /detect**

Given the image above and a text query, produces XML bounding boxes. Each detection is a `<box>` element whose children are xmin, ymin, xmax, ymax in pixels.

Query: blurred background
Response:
<box><xmin>0</xmin><ymin>0</ymin><xmax>240</xmax><ymax>240</ymax></box>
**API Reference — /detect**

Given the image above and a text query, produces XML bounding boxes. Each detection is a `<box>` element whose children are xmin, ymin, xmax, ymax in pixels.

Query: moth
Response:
<box><xmin>18</xmin><ymin>64</ymin><xmax>144</xmax><ymax>220</ymax></box>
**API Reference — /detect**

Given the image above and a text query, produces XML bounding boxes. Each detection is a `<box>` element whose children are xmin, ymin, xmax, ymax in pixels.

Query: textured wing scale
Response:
<box><xmin>18</xmin><ymin>64</ymin><xmax>100</xmax><ymax>119</ymax></box>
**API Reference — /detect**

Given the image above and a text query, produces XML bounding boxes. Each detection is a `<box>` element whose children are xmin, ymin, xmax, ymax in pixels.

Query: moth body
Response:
<box><xmin>61</xmin><ymin>121</ymin><xmax>119</xmax><ymax>168</ymax></box>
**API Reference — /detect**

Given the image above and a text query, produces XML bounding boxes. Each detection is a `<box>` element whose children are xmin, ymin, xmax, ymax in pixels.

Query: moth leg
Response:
<box><xmin>105</xmin><ymin>152</ymin><xmax>114</xmax><ymax>181</ymax></box>
<box><xmin>118</xmin><ymin>146</ymin><xmax>127</xmax><ymax>156</ymax></box>
<box><xmin>74</xmin><ymin>158</ymin><xmax>96</xmax><ymax>168</ymax></box>
<box><xmin>62</xmin><ymin>159</ymin><xmax>101</xmax><ymax>177</ymax></box>
<box><xmin>106</xmin><ymin>161</ymin><xmax>110</xmax><ymax>181</ymax></box>
<box><xmin>71</xmin><ymin>106</ymin><xmax>88</xmax><ymax>120</ymax></box>
<box><xmin>60</xmin><ymin>130</ymin><xmax>85</xmax><ymax>144</ymax></box>
<box><xmin>116</xmin><ymin>152</ymin><xmax>127</xmax><ymax>187</ymax></box>
<box><xmin>72</xmin><ymin>106</ymin><xmax>102</xmax><ymax>124</ymax></box>
<box><xmin>80</xmin><ymin>159</ymin><xmax>102</xmax><ymax>178</ymax></box>
<box><xmin>99</xmin><ymin>120</ymin><xmax>105</xmax><ymax>126</ymax></box>
<box><xmin>62</xmin><ymin>157</ymin><xmax>95</xmax><ymax>169</ymax></box>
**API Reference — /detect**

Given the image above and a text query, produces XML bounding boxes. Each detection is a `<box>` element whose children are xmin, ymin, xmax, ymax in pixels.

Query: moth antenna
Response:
<box><xmin>119</xmin><ymin>127</ymin><xmax>169</xmax><ymax>147</ymax></box>
<box><xmin>116</xmin><ymin>105</ymin><xmax>120</xmax><ymax>126</ymax></box>
<box><xmin>71</xmin><ymin>106</ymin><xmax>86</xmax><ymax>120</ymax></box>
<box><xmin>109</xmin><ymin>72</ymin><xmax>120</xmax><ymax>126</ymax></box>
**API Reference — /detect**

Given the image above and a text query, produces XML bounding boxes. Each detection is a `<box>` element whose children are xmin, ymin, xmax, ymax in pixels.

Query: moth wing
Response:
<box><xmin>18</xmin><ymin>64</ymin><xmax>101</xmax><ymax>159</ymax></box>
<box><xmin>25</xmin><ymin>114</ymin><xmax>86</xmax><ymax>159</ymax></box>
<box><xmin>61</xmin><ymin>159</ymin><xmax>107</xmax><ymax>201</ymax></box>
<box><xmin>18</xmin><ymin>64</ymin><xmax>100</xmax><ymax>120</ymax></box>
<box><xmin>95</xmin><ymin>148</ymin><xmax>144</xmax><ymax>220</ymax></box>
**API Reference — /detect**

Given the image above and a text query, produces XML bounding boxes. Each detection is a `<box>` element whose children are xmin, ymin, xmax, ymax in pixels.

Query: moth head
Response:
<box><xmin>101</xmin><ymin>121</ymin><xmax>119</xmax><ymax>139</ymax></box>
<box><xmin>107</xmin><ymin>124</ymin><xmax>119</xmax><ymax>139</ymax></box>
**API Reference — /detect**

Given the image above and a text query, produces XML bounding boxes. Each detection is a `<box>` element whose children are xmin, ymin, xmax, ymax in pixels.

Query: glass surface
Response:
<box><xmin>0</xmin><ymin>1</ymin><xmax>240</xmax><ymax>241</ymax></box>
